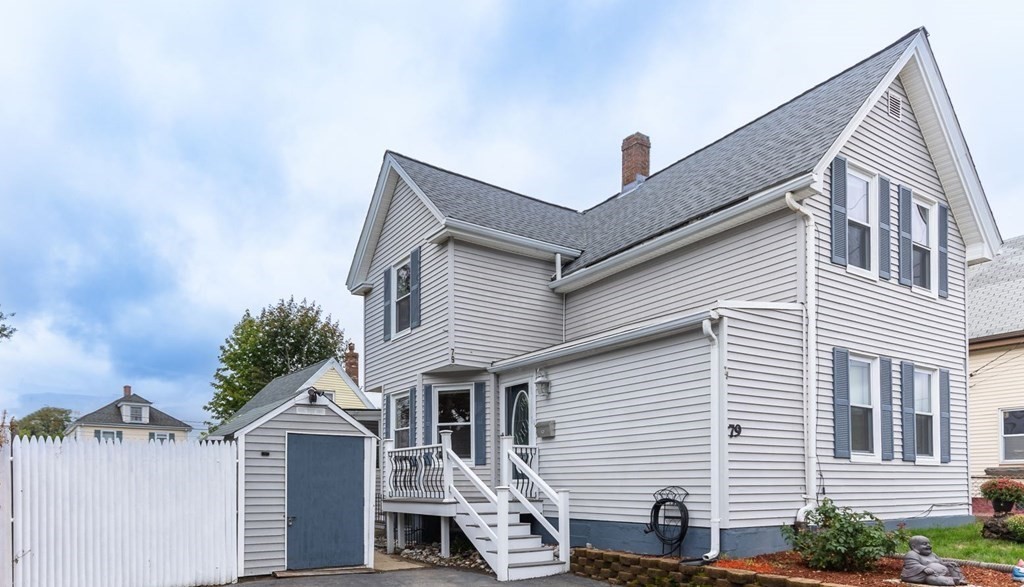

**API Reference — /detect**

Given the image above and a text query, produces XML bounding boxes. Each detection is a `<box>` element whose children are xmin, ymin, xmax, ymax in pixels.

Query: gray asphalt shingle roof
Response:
<box><xmin>387</xmin><ymin>29</ymin><xmax>919</xmax><ymax>274</ymax></box>
<box><xmin>212</xmin><ymin>358</ymin><xmax>332</xmax><ymax>437</ymax></box>
<box><xmin>69</xmin><ymin>394</ymin><xmax>191</xmax><ymax>430</ymax></box>
<box><xmin>968</xmin><ymin>235</ymin><xmax>1024</xmax><ymax>341</ymax></box>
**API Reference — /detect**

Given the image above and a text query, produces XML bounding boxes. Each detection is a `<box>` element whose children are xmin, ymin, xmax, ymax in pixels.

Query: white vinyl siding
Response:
<box><xmin>814</xmin><ymin>76</ymin><xmax>969</xmax><ymax>518</ymax></box>
<box><xmin>722</xmin><ymin>308</ymin><xmax>805</xmax><ymax>528</ymax></box>
<box><xmin>529</xmin><ymin>332</ymin><xmax>712</xmax><ymax>525</ymax></box>
<box><xmin>364</xmin><ymin>179</ymin><xmax>449</xmax><ymax>396</ymax></box>
<box><xmin>452</xmin><ymin>241</ymin><xmax>563</xmax><ymax>366</ymax></box>
<box><xmin>564</xmin><ymin>210</ymin><xmax>799</xmax><ymax>340</ymax></box>
<box><xmin>241</xmin><ymin>405</ymin><xmax>363</xmax><ymax>577</ymax></box>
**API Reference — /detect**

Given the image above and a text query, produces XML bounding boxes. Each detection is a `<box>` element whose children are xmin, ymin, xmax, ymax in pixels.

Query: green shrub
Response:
<box><xmin>1005</xmin><ymin>514</ymin><xmax>1024</xmax><ymax>541</ymax></box>
<box><xmin>781</xmin><ymin>498</ymin><xmax>909</xmax><ymax>572</ymax></box>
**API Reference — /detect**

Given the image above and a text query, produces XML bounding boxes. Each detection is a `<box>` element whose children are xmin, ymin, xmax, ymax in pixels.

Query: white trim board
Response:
<box><xmin>233</xmin><ymin>389</ymin><xmax>376</xmax><ymax>440</ymax></box>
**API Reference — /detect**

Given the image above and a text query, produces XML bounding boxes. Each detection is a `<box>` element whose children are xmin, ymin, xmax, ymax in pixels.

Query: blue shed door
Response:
<box><xmin>287</xmin><ymin>434</ymin><xmax>365</xmax><ymax>569</ymax></box>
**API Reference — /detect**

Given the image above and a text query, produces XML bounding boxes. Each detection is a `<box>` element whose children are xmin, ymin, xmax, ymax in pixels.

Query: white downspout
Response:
<box><xmin>702</xmin><ymin>315</ymin><xmax>721</xmax><ymax>561</ymax></box>
<box><xmin>786</xmin><ymin>192</ymin><xmax>819</xmax><ymax>523</ymax></box>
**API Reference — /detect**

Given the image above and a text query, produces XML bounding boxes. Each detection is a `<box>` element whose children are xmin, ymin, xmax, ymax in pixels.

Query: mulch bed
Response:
<box><xmin>714</xmin><ymin>551</ymin><xmax>1020</xmax><ymax>587</ymax></box>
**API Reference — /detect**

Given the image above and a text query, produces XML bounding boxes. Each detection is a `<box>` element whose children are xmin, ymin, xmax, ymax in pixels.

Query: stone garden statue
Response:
<box><xmin>901</xmin><ymin>535</ymin><xmax>968</xmax><ymax>586</ymax></box>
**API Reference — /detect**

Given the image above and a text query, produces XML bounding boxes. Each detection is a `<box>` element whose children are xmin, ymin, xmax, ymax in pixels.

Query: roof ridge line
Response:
<box><xmin>581</xmin><ymin>27</ymin><xmax>924</xmax><ymax>215</ymax></box>
<box><xmin>387</xmin><ymin>151</ymin><xmax>584</xmax><ymax>215</ymax></box>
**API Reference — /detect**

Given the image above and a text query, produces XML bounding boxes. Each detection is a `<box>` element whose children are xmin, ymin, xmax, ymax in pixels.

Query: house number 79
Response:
<box><xmin>728</xmin><ymin>424</ymin><xmax>742</xmax><ymax>438</ymax></box>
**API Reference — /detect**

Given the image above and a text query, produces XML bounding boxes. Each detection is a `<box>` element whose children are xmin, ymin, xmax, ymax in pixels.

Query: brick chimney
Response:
<box><xmin>344</xmin><ymin>343</ymin><xmax>359</xmax><ymax>386</ymax></box>
<box><xmin>123</xmin><ymin>384</ymin><xmax>132</xmax><ymax>397</ymax></box>
<box><xmin>621</xmin><ymin>132</ymin><xmax>651</xmax><ymax>189</ymax></box>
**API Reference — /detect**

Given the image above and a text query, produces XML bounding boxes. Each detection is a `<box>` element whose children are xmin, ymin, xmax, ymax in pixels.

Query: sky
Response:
<box><xmin>1</xmin><ymin>1</ymin><xmax>1021</xmax><ymax>433</ymax></box>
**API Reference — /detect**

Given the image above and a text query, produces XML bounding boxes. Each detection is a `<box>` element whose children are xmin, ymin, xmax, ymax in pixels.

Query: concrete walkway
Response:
<box><xmin>242</xmin><ymin>567</ymin><xmax>603</xmax><ymax>586</ymax></box>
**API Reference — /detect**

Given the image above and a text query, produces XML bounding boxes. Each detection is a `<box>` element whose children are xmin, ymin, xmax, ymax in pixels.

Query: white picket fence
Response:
<box><xmin>5</xmin><ymin>436</ymin><xmax>237</xmax><ymax>587</ymax></box>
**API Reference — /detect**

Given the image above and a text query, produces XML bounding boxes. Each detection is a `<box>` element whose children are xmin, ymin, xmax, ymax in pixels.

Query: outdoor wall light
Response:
<box><xmin>534</xmin><ymin>369</ymin><xmax>551</xmax><ymax>397</ymax></box>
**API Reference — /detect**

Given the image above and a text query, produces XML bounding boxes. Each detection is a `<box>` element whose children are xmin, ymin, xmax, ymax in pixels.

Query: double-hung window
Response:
<box><xmin>392</xmin><ymin>259</ymin><xmax>412</xmax><ymax>335</ymax></box>
<box><xmin>849</xmin><ymin>357</ymin><xmax>875</xmax><ymax>454</ymax></box>
<box><xmin>393</xmin><ymin>393</ymin><xmax>411</xmax><ymax>449</ymax></box>
<box><xmin>1002</xmin><ymin>409</ymin><xmax>1024</xmax><ymax>463</ymax></box>
<box><xmin>100</xmin><ymin>430</ymin><xmax>117</xmax><ymax>441</ymax></box>
<box><xmin>130</xmin><ymin>406</ymin><xmax>143</xmax><ymax>422</ymax></box>
<box><xmin>846</xmin><ymin>169</ymin><xmax>873</xmax><ymax>272</ymax></box>
<box><xmin>914</xmin><ymin>367</ymin><xmax>940</xmax><ymax>460</ymax></box>
<box><xmin>436</xmin><ymin>387</ymin><xmax>472</xmax><ymax>459</ymax></box>
<box><xmin>912</xmin><ymin>201</ymin><xmax>933</xmax><ymax>289</ymax></box>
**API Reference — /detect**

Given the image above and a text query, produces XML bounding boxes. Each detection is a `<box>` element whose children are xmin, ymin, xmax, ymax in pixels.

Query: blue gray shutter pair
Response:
<box><xmin>897</xmin><ymin>185</ymin><xmax>949</xmax><ymax>297</ymax></box>
<box><xmin>830</xmin><ymin>157</ymin><xmax>893</xmax><ymax>276</ymax></box>
<box><xmin>833</xmin><ymin>348</ymin><xmax>894</xmax><ymax>461</ymax></box>
<box><xmin>900</xmin><ymin>363</ymin><xmax>950</xmax><ymax>462</ymax></box>
<box><xmin>381</xmin><ymin>246</ymin><xmax>422</xmax><ymax>341</ymax></box>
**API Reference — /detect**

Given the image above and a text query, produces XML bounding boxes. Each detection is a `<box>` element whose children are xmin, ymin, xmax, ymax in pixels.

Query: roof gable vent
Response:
<box><xmin>887</xmin><ymin>92</ymin><xmax>902</xmax><ymax>121</ymax></box>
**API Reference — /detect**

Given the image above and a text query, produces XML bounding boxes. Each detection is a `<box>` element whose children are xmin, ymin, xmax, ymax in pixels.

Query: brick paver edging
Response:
<box><xmin>571</xmin><ymin>548</ymin><xmax>857</xmax><ymax>587</ymax></box>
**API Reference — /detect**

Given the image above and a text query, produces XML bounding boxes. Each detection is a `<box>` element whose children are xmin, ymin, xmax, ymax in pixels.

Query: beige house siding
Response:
<box><xmin>311</xmin><ymin>366</ymin><xmax>367</xmax><ymax>409</ymax></box>
<box><xmin>73</xmin><ymin>425</ymin><xmax>189</xmax><ymax>442</ymax></box>
<box><xmin>968</xmin><ymin>342</ymin><xmax>1024</xmax><ymax>495</ymax></box>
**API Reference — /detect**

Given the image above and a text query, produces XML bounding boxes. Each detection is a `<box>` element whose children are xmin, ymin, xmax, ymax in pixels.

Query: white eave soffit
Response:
<box><xmin>812</xmin><ymin>31</ymin><xmax>1001</xmax><ymax>263</ymax></box>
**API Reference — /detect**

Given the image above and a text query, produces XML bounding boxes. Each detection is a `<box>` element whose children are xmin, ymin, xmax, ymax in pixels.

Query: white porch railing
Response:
<box><xmin>381</xmin><ymin>433</ymin><xmax>570</xmax><ymax>580</ymax></box>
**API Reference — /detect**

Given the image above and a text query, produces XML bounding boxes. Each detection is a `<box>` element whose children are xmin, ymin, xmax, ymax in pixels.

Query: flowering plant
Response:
<box><xmin>980</xmin><ymin>478</ymin><xmax>1024</xmax><ymax>503</ymax></box>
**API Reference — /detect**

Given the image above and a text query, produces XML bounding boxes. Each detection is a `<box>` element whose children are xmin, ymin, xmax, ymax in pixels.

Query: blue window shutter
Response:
<box><xmin>115</xmin><ymin>431</ymin><xmax>123</xmax><ymax>442</ymax></box>
<box><xmin>410</xmin><ymin>247</ymin><xmax>421</xmax><ymax>329</ymax></box>
<box><xmin>830</xmin><ymin>157</ymin><xmax>848</xmax><ymax>266</ymax></box>
<box><xmin>408</xmin><ymin>386</ymin><xmax>418</xmax><ymax>447</ymax></box>
<box><xmin>474</xmin><ymin>382</ymin><xmax>486</xmax><ymax>466</ymax></box>
<box><xmin>938</xmin><ymin>204</ymin><xmax>949</xmax><ymax>298</ymax></box>
<box><xmin>149</xmin><ymin>432</ymin><xmax>155</xmax><ymax>441</ymax></box>
<box><xmin>940</xmin><ymin>369</ymin><xmax>951</xmax><ymax>463</ymax></box>
<box><xmin>832</xmin><ymin>347</ymin><xmax>850</xmax><ymax>459</ymax></box>
<box><xmin>901</xmin><ymin>361</ymin><xmax>916</xmax><ymax>462</ymax></box>
<box><xmin>382</xmin><ymin>269</ymin><xmax>392</xmax><ymax>342</ymax></box>
<box><xmin>898</xmin><ymin>185</ymin><xmax>913</xmax><ymax>286</ymax></box>
<box><xmin>169</xmin><ymin>433</ymin><xmax>175</xmax><ymax>442</ymax></box>
<box><xmin>423</xmin><ymin>384</ymin><xmax>433</xmax><ymax>445</ymax></box>
<box><xmin>878</xmin><ymin>177</ymin><xmax>892</xmax><ymax>280</ymax></box>
<box><xmin>880</xmin><ymin>357</ymin><xmax>894</xmax><ymax>461</ymax></box>
<box><xmin>382</xmin><ymin>394</ymin><xmax>391</xmax><ymax>439</ymax></box>
<box><xmin>94</xmin><ymin>430</ymin><xmax>101</xmax><ymax>441</ymax></box>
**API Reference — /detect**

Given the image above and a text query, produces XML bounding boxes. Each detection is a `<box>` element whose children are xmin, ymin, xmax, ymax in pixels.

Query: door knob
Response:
<box><xmin>287</xmin><ymin>516</ymin><xmax>296</xmax><ymax>527</ymax></box>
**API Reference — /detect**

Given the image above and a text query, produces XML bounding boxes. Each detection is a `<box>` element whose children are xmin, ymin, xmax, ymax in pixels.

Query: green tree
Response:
<box><xmin>0</xmin><ymin>305</ymin><xmax>15</xmax><ymax>341</ymax></box>
<box><xmin>204</xmin><ymin>297</ymin><xmax>348</xmax><ymax>427</ymax></box>
<box><xmin>13</xmin><ymin>407</ymin><xmax>72</xmax><ymax>439</ymax></box>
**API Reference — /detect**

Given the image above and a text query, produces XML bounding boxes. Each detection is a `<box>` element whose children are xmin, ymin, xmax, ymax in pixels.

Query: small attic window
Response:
<box><xmin>887</xmin><ymin>92</ymin><xmax>902</xmax><ymax>121</ymax></box>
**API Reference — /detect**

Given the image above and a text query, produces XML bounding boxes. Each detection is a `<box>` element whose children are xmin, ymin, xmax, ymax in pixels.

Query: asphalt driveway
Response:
<box><xmin>241</xmin><ymin>568</ymin><xmax>604</xmax><ymax>586</ymax></box>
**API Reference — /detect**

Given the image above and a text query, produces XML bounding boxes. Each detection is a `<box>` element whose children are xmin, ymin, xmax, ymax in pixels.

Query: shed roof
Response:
<box><xmin>968</xmin><ymin>235</ymin><xmax>1024</xmax><ymax>341</ymax></box>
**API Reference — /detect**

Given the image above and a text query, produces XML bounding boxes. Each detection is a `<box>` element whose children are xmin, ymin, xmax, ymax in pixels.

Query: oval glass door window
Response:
<box><xmin>511</xmin><ymin>389</ymin><xmax>530</xmax><ymax>446</ymax></box>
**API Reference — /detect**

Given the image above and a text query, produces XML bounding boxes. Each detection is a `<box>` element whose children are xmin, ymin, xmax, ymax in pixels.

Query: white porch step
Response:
<box><xmin>486</xmin><ymin>546</ymin><xmax>556</xmax><ymax>565</ymax></box>
<box><xmin>475</xmin><ymin>534</ymin><xmax>544</xmax><ymax>549</ymax></box>
<box><xmin>465</xmin><ymin>521</ymin><xmax>533</xmax><ymax>537</ymax></box>
<box><xmin>507</xmin><ymin>560</ymin><xmax>568</xmax><ymax>581</ymax></box>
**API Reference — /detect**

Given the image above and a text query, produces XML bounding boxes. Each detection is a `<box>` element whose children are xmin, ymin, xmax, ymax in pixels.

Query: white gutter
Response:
<box><xmin>550</xmin><ymin>173</ymin><xmax>817</xmax><ymax>293</ymax></box>
<box><xmin>488</xmin><ymin>310</ymin><xmax>715</xmax><ymax>373</ymax></box>
<box><xmin>785</xmin><ymin>192</ymin><xmax>819</xmax><ymax>523</ymax></box>
<box><xmin>430</xmin><ymin>217</ymin><xmax>582</xmax><ymax>261</ymax></box>
<box><xmin>702</xmin><ymin>317</ymin><xmax>721</xmax><ymax>562</ymax></box>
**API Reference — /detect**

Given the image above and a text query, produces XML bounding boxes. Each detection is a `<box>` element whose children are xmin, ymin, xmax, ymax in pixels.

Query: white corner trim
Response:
<box><xmin>430</xmin><ymin>217</ymin><xmax>582</xmax><ymax>261</ymax></box>
<box><xmin>346</xmin><ymin>154</ymin><xmax>446</xmax><ymax>293</ymax></box>
<box><xmin>236</xmin><ymin>434</ymin><xmax>246</xmax><ymax>576</ymax></box>
<box><xmin>550</xmin><ymin>173</ymin><xmax>816</xmax><ymax>293</ymax></box>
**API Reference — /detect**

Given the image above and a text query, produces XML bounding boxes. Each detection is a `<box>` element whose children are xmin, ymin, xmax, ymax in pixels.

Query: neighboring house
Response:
<box><xmin>967</xmin><ymin>235</ymin><xmax>1024</xmax><ymax>500</ymax></box>
<box><xmin>211</xmin><ymin>357</ymin><xmax>379</xmax><ymax>438</ymax></box>
<box><xmin>207</xmin><ymin>357</ymin><xmax>378</xmax><ymax>576</ymax></box>
<box><xmin>346</xmin><ymin>28</ymin><xmax>1001</xmax><ymax>578</ymax></box>
<box><xmin>66</xmin><ymin>385</ymin><xmax>192</xmax><ymax>442</ymax></box>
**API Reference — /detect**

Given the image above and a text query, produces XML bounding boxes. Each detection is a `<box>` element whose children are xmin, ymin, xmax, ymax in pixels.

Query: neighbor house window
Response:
<box><xmin>153</xmin><ymin>432</ymin><xmax>169</xmax><ymax>442</ymax></box>
<box><xmin>392</xmin><ymin>259</ymin><xmax>411</xmax><ymax>335</ymax></box>
<box><xmin>849</xmin><ymin>357</ymin><xmax>875</xmax><ymax>453</ymax></box>
<box><xmin>912</xmin><ymin>200</ymin><xmax>934</xmax><ymax>289</ymax></box>
<box><xmin>100</xmin><ymin>430</ymin><xmax>117</xmax><ymax>441</ymax></box>
<box><xmin>1002</xmin><ymin>409</ymin><xmax>1024</xmax><ymax>463</ymax></box>
<box><xmin>393</xmin><ymin>393</ymin><xmax>410</xmax><ymax>449</ymax></box>
<box><xmin>130</xmin><ymin>406</ymin><xmax>143</xmax><ymax>422</ymax></box>
<box><xmin>846</xmin><ymin>169</ymin><xmax>873</xmax><ymax>271</ymax></box>
<box><xmin>915</xmin><ymin>368</ymin><xmax>939</xmax><ymax>458</ymax></box>
<box><xmin>436</xmin><ymin>388</ymin><xmax>472</xmax><ymax>459</ymax></box>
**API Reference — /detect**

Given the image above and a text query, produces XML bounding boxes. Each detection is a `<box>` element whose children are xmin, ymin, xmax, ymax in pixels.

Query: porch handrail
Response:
<box><xmin>502</xmin><ymin>436</ymin><xmax>570</xmax><ymax>569</ymax></box>
<box><xmin>384</xmin><ymin>442</ymin><xmax>445</xmax><ymax>499</ymax></box>
<box><xmin>445</xmin><ymin>446</ymin><xmax>497</xmax><ymax>504</ymax></box>
<box><xmin>506</xmin><ymin>450</ymin><xmax>559</xmax><ymax>505</ymax></box>
<box><xmin>450</xmin><ymin>486</ymin><xmax>498</xmax><ymax>544</ymax></box>
<box><xmin>508</xmin><ymin>483</ymin><xmax>559</xmax><ymax>540</ymax></box>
